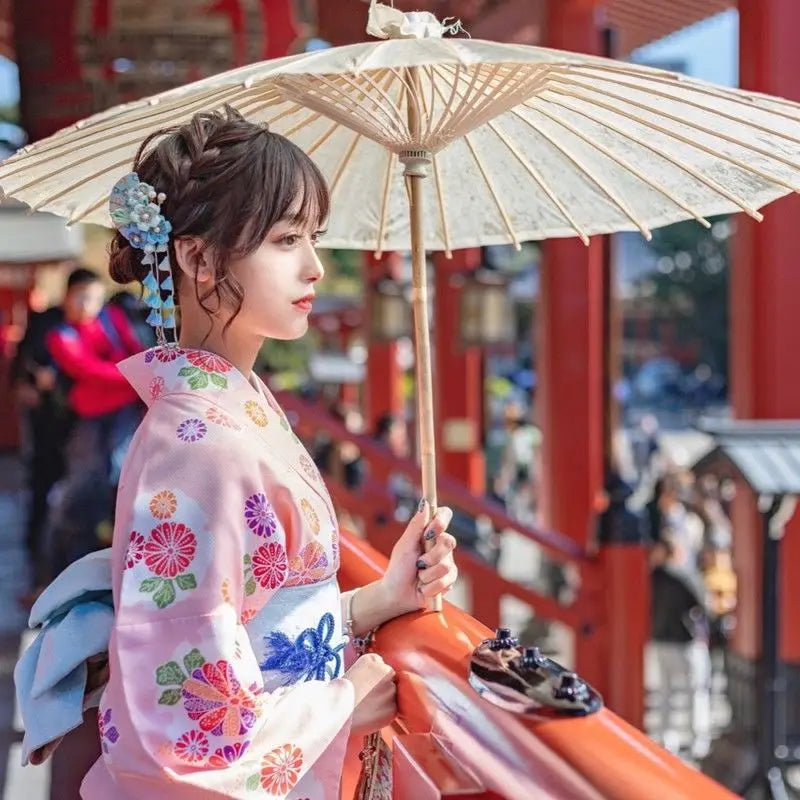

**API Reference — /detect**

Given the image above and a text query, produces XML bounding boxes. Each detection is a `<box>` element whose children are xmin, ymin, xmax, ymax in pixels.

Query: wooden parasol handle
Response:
<box><xmin>405</xmin><ymin>170</ymin><xmax>441</xmax><ymax>613</ymax></box>
<box><xmin>403</xmin><ymin>65</ymin><xmax>442</xmax><ymax>612</ymax></box>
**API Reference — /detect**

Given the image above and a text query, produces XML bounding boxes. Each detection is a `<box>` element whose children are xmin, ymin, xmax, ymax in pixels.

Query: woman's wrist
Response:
<box><xmin>348</xmin><ymin>579</ymin><xmax>414</xmax><ymax>637</ymax></box>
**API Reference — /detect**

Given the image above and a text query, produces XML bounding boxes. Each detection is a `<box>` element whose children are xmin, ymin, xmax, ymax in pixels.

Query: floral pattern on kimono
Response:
<box><xmin>81</xmin><ymin>347</ymin><xmax>353</xmax><ymax>800</ymax></box>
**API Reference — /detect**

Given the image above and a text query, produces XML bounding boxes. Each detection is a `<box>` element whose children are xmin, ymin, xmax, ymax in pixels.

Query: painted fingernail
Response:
<box><xmin>418</xmin><ymin>498</ymin><xmax>427</xmax><ymax>513</ymax></box>
<box><xmin>424</xmin><ymin>529</ymin><xmax>436</xmax><ymax>541</ymax></box>
<box><xmin>416</xmin><ymin>558</ymin><xmax>427</xmax><ymax>569</ymax></box>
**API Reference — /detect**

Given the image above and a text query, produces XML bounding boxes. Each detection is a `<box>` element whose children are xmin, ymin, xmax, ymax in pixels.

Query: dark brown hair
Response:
<box><xmin>109</xmin><ymin>106</ymin><xmax>329</xmax><ymax>330</ymax></box>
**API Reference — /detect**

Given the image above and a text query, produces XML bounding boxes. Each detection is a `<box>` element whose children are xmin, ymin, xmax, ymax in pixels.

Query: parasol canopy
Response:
<box><xmin>3</xmin><ymin>3</ymin><xmax>800</xmax><ymax>254</ymax></box>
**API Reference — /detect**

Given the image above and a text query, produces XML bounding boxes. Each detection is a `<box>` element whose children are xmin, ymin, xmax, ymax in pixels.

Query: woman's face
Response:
<box><xmin>226</xmin><ymin>211</ymin><xmax>325</xmax><ymax>341</ymax></box>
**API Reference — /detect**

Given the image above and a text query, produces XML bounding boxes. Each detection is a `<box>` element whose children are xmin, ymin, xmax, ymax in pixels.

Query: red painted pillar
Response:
<box><xmin>364</xmin><ymin>253</ymin><xmax>405</xmax><ymax>435</ymax></box>
<box><xmin>734</xmin><ymin>0</ymin><xmax>800</xmax><ymax>666</ymax></box>
<box><xmin>433</xmin><ymin>250</ymin><xmax>486</xmax><ymax>495</ymax></box>
<box><xmin>537</xmin><ymin>237</ymin><xmax>605</xmax><ymax>548</ymax></box>
<box><xmin>540</xmin><ymin>0</ymin><xmax>646</xmax><ymax>727</ymax></box>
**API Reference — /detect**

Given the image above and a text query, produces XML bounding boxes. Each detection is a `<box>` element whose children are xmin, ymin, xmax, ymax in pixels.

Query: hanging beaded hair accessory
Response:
<box><xmin>109</xmin><ymin>173</ymin><xmax>176</xmax><ymax>347</ymax></box>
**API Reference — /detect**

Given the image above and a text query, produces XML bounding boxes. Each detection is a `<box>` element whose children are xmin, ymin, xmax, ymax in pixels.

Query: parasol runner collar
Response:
<box><xmin>366</xmin><ymin>1</ymin><xmax>464</xmax><ymax>40</ymax></box>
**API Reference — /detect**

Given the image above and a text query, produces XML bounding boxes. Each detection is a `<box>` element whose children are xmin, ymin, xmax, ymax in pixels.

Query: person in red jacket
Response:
<box><xmin>43</xmin><ymin>268</ymin><xmax>144</xmax><ymax>582</ymax></box>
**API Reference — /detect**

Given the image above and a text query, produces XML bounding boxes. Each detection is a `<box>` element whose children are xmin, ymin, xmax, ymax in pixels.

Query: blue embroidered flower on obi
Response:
<box><xmin>260</xmin><ymin>613</ymin><xmax>344</xmax><ymax>684</ymax></box>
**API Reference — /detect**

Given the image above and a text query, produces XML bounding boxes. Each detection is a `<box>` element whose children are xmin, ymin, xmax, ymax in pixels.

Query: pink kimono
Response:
<box><xmin>81</xmin><ymin>346</ymin><xmax>356</xmax><ymax>799</ymax></box>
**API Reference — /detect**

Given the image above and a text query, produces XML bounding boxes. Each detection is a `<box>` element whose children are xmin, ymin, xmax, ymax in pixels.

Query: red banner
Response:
<box><xmin>13</xmin><ymin>0</ymin><xmax>307</xmax><ymax>141</ymax></box>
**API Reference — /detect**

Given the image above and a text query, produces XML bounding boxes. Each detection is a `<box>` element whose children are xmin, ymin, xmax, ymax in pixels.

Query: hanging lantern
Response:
<box><xmin>370</xmin><ymin>278</ymin><xmax>412</xmax><ymax>340</ymax></box>
<box><xmin>458</xmin><ymin>269</ymin><xmax>514</xmax><ymax>347</ymax></box>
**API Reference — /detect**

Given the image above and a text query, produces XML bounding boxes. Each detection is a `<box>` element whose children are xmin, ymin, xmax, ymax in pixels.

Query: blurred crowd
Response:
<box><xmin>628</xmin><ymin>414</ymin><xmax>737</xmax><ymax>759</ymax></box>
<box><xmin>12</xmin><ymin>267</ymin><xmax>154</xmax><ymax>605</ymax></box>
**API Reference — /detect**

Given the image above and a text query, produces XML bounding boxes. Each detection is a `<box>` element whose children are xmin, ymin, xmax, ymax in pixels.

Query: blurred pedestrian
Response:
<box><xmin>690</xmin><ymin>473</ymin><xmax>732</xmax><ymax>551</ymax></box>
<box><xmin>631</xmin><ymin>413</ymin><xmax>661</xmax><ymax>487</ymax></box>
<box><xmin>646</xmin><ymin>470</ymin><xmax>703</xmax><ymax>573</ymax></box>
<box><xmin>108</xmin><ymin>290</ymin><xmax>157</xmax><ymax>349</ymax></box>
<box><xmin>314</xmin><ymin>402</ymin><xmax>365</xmax><ymax>490</ymax></box>
<box><xmin>375</xmin><ymin>412</ymin><xmax>417</xmax><ymax>521</ymax></box>
<box><xmin>12</xmin><ymin>295</ymin><xmax>72</xmax><ymax>592</ymax></box>
<box><xmin>375</xmin><ymin>412</ymin><xmax>410</xmax><ymax>459</ymax></box>
<box><xmin>702</xmin><ymin>545</ymin><xmax>737</xmax><ymax>652</ymax></box>
<box><xmin>495</xmin><ymin>402</ymin><xmax>541</xmax><ymax>525</ymax></box>
<box><xmin>650</xmin><ymin>535</ymin><xmax>712</xmax><ymax>759</ymax></box>
<box><xmin>43</xmin><ymin>268</ymin><xmax>144</xmax><ymax>582</ymax></box>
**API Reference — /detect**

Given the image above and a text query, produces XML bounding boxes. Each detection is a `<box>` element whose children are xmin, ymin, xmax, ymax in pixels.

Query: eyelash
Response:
<box><xmin>280</xmin><ymin>231</ymin><xmax>326</xmax><ymax>247</ymax></box>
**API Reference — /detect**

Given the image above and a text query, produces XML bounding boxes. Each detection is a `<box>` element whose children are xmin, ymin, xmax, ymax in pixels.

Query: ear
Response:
<box><xmin>173</xmin><ymin>236</ymin><xmax>214</xmax><ymax>285</ymax></box>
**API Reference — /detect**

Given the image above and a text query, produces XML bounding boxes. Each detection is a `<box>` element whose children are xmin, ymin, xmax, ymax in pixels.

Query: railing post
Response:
<box><xmin>596</xmin><ymin>487</ymin><xmax>650</xmax><ymax>728</ymax></box>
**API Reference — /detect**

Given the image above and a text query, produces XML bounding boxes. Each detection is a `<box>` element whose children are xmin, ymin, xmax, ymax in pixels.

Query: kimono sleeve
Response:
<box><xmin>103</xmin><ymin>401</ymin><xmax>355</xmax><ymax>798</ymax></box>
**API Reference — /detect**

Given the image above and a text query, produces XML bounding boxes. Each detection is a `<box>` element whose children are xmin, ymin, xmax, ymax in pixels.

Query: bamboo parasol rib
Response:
<box><xmin>537</xmin><ymin>93</ymin><xmax>764</xmax><ymax>219</ymax></box>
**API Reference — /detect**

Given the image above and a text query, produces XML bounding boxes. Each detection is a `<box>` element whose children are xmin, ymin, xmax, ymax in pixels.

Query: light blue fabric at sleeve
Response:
<box><xmin>14</xmin><ymin>550</ymin><xmax>114</xmax><ymax>766</ymax></box>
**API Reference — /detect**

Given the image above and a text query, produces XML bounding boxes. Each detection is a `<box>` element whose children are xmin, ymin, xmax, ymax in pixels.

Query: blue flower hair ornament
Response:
<box><xmin>109</xmin><ymin>172</ymin><xmax>177</xmax><ymax>344</ymax></box>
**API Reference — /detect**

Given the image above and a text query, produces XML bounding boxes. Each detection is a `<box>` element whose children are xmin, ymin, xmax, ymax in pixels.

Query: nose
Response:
<box><xmin>304</xmin><ymin>241</ymin><xmax>324</xmax><ymax>284</ymax></box>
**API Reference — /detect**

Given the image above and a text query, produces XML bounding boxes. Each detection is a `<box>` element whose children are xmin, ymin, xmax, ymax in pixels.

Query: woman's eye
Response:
<box><xmin>281</xmin><ymin>234</ymin><xmax>301</xmax><ymax>246</ymax></box>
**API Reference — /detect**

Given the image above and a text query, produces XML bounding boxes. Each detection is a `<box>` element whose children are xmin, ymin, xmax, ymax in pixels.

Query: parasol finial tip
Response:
<box><xmin>366</xmin><ymin>0</ymin><xmax>464</xmax><ymax>40</ymax></box>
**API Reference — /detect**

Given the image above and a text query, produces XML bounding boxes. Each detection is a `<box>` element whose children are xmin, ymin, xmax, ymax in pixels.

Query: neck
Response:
<box><xmin>179</xmin><ymin>316</ymin><xmax>263</xmax><ymax>380</ymax></box>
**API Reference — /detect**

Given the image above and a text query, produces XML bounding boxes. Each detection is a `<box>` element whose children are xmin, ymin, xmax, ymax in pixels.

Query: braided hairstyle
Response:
<box><xmin>109</xmin><ymin>106</ymin><xmax>329</xmax><ymax>331</ymax></box>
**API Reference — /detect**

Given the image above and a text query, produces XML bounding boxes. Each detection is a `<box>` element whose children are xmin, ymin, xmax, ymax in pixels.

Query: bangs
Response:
<box><xmin>287</xmin><ymin>150</ymin><xmax>330</xmax><ymax>231</ymax></box>
<box><xmin>236</xmin><ymin>134</ymin><xmax>330</xmax><ymax>255</ymax></box>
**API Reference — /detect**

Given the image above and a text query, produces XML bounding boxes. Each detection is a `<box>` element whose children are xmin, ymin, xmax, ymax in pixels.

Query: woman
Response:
<box><xmin>81</xmin><ymin>108</ymin><xmax>458</xmax><ymax>798</ymax></box>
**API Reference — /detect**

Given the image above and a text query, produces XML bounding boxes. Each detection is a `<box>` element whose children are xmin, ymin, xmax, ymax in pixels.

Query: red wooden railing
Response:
<box><xmin>276</xmin><ymin>391</ymin><xmax>633</xmax><ymax>715</ymax></box>
<box><xmin>337</xmin><ymin>531</ymin><xmax>735</xmax><ymax>800</ymax></box>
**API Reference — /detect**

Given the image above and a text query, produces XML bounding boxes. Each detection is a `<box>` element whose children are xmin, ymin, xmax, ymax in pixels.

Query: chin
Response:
<box><xmin>267</xmin><ymin>320</ymin><xmax>309</xmax><ymax>341</ymax></box>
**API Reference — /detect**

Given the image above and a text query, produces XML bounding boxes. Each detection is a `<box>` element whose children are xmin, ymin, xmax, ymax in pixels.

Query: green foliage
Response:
<box><xmin>257</xmin><ymin>333</ymin><xmax>317</xmax><ymax>378</ymax></box>
<box><xmin>639</xmin><ymin>216</ymin><xmax>731</xmax><ymax>377</ymax></box>
<box><xmin>325</xmin><ymin>249</ymin><xmax>364</xmax><ymax>292</ymax></box>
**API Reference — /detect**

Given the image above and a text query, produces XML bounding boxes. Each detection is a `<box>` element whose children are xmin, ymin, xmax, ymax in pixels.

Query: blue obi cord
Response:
<box><xmin>261</xmin><ymin>612</ymin><xmax>344</xmax><ymax>684</ymax></box>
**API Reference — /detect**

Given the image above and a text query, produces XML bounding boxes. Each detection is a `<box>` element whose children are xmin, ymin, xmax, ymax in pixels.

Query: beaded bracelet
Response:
<box><xmin>345</xmin><ymin>589</ymin><xmax>375</xmax><ymax>656</ymax></box>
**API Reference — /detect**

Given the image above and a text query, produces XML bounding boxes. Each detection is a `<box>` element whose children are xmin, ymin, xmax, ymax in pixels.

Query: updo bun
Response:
<box><xmin>106</xmin><ymin>106</ymin><xmax>329</xmax><ymax>328</ymax></box>
<box><xmin>108</xmin><ymin>231</ymin><xmax>151</xmax><ymax>286</ymax></box>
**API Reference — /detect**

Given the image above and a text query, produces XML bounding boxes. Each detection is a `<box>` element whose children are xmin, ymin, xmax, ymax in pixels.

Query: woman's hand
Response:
<box><xmin>347</xmin><ymin>502</ymin><xmax>459</xmax><ymax>635</ymax></box>
<box><xmin>380</xmin><ymin>501</ymin><xmax>458</xmax><ymax>615</ymax></box>
<box><xmin>345</xmin><ymin>653</ymin><xmax>397</xmax><ymax>735</ymax></box>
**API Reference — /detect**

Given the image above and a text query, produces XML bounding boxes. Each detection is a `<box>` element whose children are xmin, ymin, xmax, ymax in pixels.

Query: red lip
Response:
<box><xmin>292</xmin><ymin>294</ymin><xmax>314</xmax><ymax>312</ymax></box>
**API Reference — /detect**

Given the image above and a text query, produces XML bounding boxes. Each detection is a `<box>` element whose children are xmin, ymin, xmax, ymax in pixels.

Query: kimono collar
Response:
<box><xmin>118</xmin><ymin>346</ymin><xmax>256</xmax><ymax>408</ymax></box>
